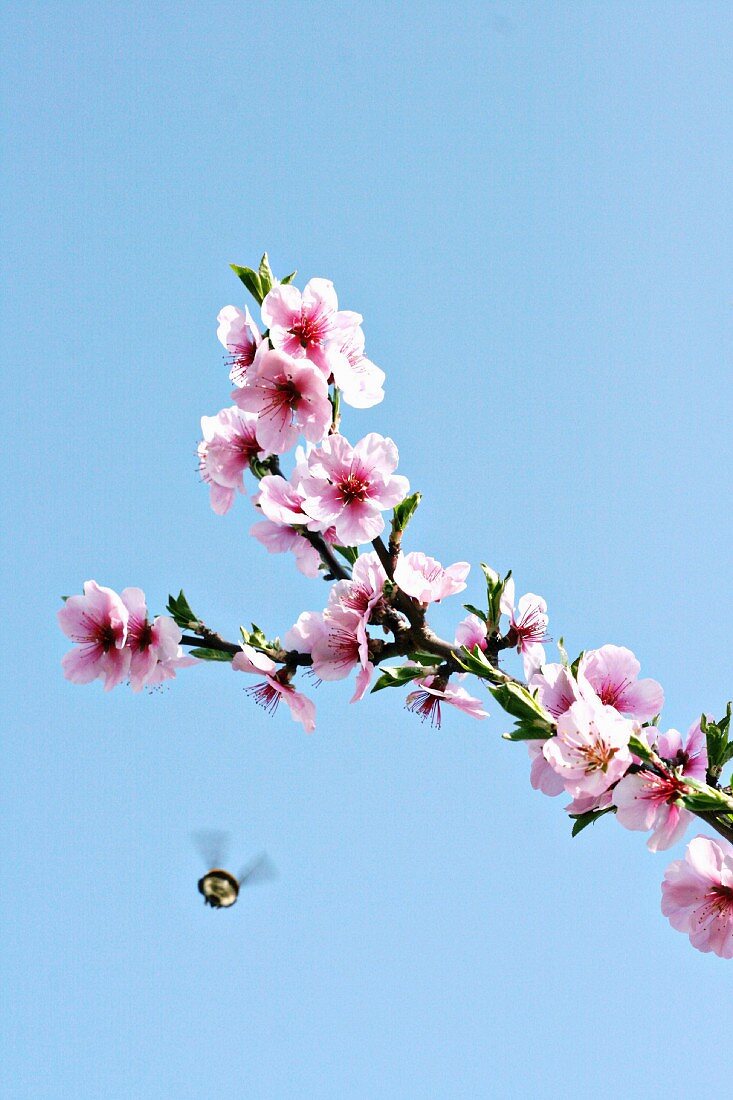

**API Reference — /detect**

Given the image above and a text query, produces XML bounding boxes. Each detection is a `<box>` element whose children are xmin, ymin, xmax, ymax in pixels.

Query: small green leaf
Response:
<box><xmin>501</xmin><ymin>724</ymin><xmax>553</xmax><ymax>742</ymax></box>
<box><xmin>166</xmin><ymin>590</ymin><xmax>200</xmax><ymax>631</ymax></box>
<box><xmin>488</xmin><ymin>681</ymin><xmax>554</xmax><ymax>727</ymax></box>
<box><xmin>557</xmin><ymin>636</ymin><xmax>570</xmax><ymax>668</ymax></box>
<box><xmin>463</xmin><ymin>604</ymin><xmax>489</xmax><ymax>623</ymax></box>
<box><xmin>371</xmin><ymin>665</ymin><xmax>428</xmax><ymax>693</ymax></box>
<box><xmin>280</xmin><ymin>270</ymin><xmax>297</xmax><ymax>285</ymax></box>
<box><xmin>569</xmin><ymin>806</ymin><xmax>616</xmax><ymax>837</ymax></box>
<box><xmin>60</xmin><ymin>595</ymin><xmax>70</xmax><ymax>602</ymax></box>
<box><xmin>392</xmin><ymin>492</ymin><xmax>422</xmax><ymax>534</ymax></box>
<box><xmin>629</xmin><ymin>734</ymin><xmax>654</xmax><ymax>763</ymax></box>
<box><xmin>230</xmin><ymin>264</ymin><xmax>263</xmax><ymax>304</ymax></box>
<box><xmin>407</xmin><ymin>652</ymin><xmax>442</xmax><ymax>667</ymax></box>
<box><xmin>258</xmin><ymin>252</ymin><xmax>275</xmax><ymax>298</ymax></box>
<box><xmin>334</xmin><ymin>545</ymin><xmax>359</xmax><ymax>566</ymax></box>
<box><xmin>481</xmin><ymin>564</ymin><xmax>511</xmax><ymax>631</ymax></box>
<box><xmin>188</xmin><ymin>647</ymin><xmax>233</xmax><ymax>663</ymax></box>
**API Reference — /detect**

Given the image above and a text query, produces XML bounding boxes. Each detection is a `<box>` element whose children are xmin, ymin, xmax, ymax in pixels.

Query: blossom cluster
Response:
<box><xmin>58</xmin><ymin>255</ymin><xmax>733</xmax><ymax>959</ymax></box>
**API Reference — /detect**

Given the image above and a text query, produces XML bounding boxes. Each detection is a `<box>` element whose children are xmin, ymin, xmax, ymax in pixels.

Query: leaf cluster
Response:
<box><xmin>230</xmin><ymin>253</ymin><xmax>296</xmax><ymax>305</ymax></box>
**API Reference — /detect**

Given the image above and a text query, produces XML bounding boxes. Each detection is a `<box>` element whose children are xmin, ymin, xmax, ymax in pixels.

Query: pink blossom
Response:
<box><xmin>327</xmin><ymin>551</ymin><xmax>386</xmax><ymax>624</ymax></box>
<box><xmin>261</xmin><ymin>278</ymin><xmax>360</xmax><ymax>377</ymax></box>
<box><xmin>564</xmin><ymin>789</ymin><xmax>615</xmax><ymax>816</ymax></box>
<box><xmin>500</xmin><ymin>579</ymin><xmax>548</xmax><ymax>677</ymax></box>
<box><xmin>529</xmin><ymin>663</ymin><xmax>583</xmax><ymax>719</ymax></box>
<box><xmin>405</xmin><ymin>676</ymin><xmax>488</xmax><ymax>728</ymax></box>
<box><xmin>232</xmin><ymin>645</ymin><xmax>316</xmax><ymax>733</ymax></box>
<box><xmin>198</xmin><ymin>407</ymin><xmax>264</xmax><ymax>515</ymax></box>
<box><xmin>121</xmin><ymin>587</ymin><xmax>184</xmax><ymax>692</ymax></box>
<box><xmin>661</xmin><ymin>835</ymin><xmax>733</xmax><ymax>958</ymax></box>
<box><xmin>58</xmin><ymin>581</ymin><xmax>130</xmax><ymax>691</ymax></box>
<box><xmin>285</xmin><ymin>608</ymin><xmax>374</xmax><ymax>702</ymax></box>
<box><xmin>250</xmin><ymin>520</ymin><xmax>324</xmax><ymax>578</ymax></box>
<box><xmin>613</xmin><ymin>769</ymin><xmax>693</xmax><ymax>851</ymax></box>
<box><xmin>656</xmin><ymin>720</ymin><xmax>709</xmax><ymax>783</ymax></box>
<box><xmin>578</xmin><ymin>645</ymin><xmax>664</xmax><ymax>722</ymax></box>
<box><xmin>454</xmin><ymin>613</ymin><xmax>488</xmax><ymax>651</ymax></box>
<box><xmin>394</xmin><ymin>552</ymin><xmax>470</xmax><ymax>605</ymax></box>
<box><xmin>330</xmin><ymin>324</ymin><xmax>385</xmax><ymax>408</ymax></box>
<box><xmin>543</xmin><ymin>698</ymin><xmax>633</xmax><ymax>799</ymax></box>
<box><xmin>300</xmin><ymin>433</ymin><xmax>409</xmax><ymax>545</ymax></box>
<box><xmin>256</xmin><ymin>472</ymin><xmax>313</xmax><ymax>528</ymax></box>
<box><xmin>216</xmin><ymin>304</ymin><xmax>263</xmax><ymax>386</ymax></box>
<box><xmin>232</xmin><ymin>349</ymin><xmax>332</xmax><ymax>454</ymax></box>
<box><xmin>145</xmin><ymin>652</ymin><xmax>197</xmax><ymax>687</ymax></box>
<box><xmin>527</xmin><ymin>740</ymin><xmax>566</xmax><ymax>797</ymax></box>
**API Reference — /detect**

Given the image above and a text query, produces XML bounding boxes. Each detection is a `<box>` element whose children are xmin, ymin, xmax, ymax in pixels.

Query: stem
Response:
<box><xmin>300</xmin><ymin>529</ymin><xmax>351</xmax><ymax>580</ymax></box>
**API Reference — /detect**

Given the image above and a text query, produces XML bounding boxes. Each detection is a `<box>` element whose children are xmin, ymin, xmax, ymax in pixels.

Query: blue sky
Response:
<box><xmin>3</xmin><ymin>2</ymin><xmax>732</xmax><ymax>1096</ymax></box>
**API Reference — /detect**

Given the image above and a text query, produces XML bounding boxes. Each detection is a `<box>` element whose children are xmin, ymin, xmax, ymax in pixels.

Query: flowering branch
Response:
<box><xmin>58</xmin><ymin>253</ymin><xmax>733</xmax><ymax>958</ymax></box>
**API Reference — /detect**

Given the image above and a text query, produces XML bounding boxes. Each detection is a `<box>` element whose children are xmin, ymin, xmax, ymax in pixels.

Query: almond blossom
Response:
<box><xmin>405</xmin><ymin>675</ymin><xmax>488</xmax><ymax>728</ymax></box>
<box><xmin>198</xmin><ymin>406</ymin><xmax>264</xmax><ymax>515</ymax></box>
<box><xmin>300</xmin><ymin>432</ymin><xmax>409</xmax><ymax>545</ymax></box>
<box><xmin>232</xmin><ymin>645</ymin><xmax>316</xmax><ymax>733</ymax></box>
<box><xmin>217</xmin><ymin>304</ymin><xmax>263</xmax><ymax>386</ymax></box>
<box><xmin>261</xmin><ymin>278</ymin><xmax>360</xmax><ymax>377</ymax></box>
<box><xmin>578</xmin><ymin>644</ymin><xmax>664</xmax><ymax>722</ymax></box>
<box><xmin>527</xmin><ymin>740</ymin><xmax>566</xmax><ymax>797</ymax></box>
<box><xmin>250</xmin><ymin>519</ymin><xmax>324</xmax><ymax>578</ymax></box>
<box><xmin>394</xmin><ymin>552</ymin><xmax>470</xmax><ymax>605</ymax></box>
<box><xmin>543</xmin><ymin>698</ymin><xmax>633</xmax><ymax>799</ymax></box>
<box><xmin>232</xmin><ymin>349</ymin><xmax>332</xmax><ymax>454</ymax></box>
<box><xmin>285</xmin><ymin>606</ymin><xmax>374</xmax><ymax>703</ymax></box>
<box><xmin>330</xmin><ymin>324</ymin><xmax>385</xmax><ymax>408</ymax></box>
<box><xmin>500</xmin><ymin>579</ymin><xmax>548</xmax><ymax>677</ymax></box>
<box><xmin>655</xmin><ymin>719</ymin><xmax>708</xmax><ymax>782</ymax></box>
<box><xmin>58</xmin><ymin>581</ymin><xmax>130</xmax><ymax>691</ymax></box>
<box><xmin>661</xmin><ymin>835</ymin><xmax>733</xmax><ymax>958</ymax></box>
<box><xmin>454</xmin><ymin>613</ymin><xmax>488</xmax><ymax>652</ymax></box>
<box><xmin>529</xmin><ymin>662</ymin><xmax>583</xmax><ymax>719</ymax></box>
<box><xmin>120</xmin><ymin>588</ymin><xmax>191</xmax><ymax>692</ymax></box>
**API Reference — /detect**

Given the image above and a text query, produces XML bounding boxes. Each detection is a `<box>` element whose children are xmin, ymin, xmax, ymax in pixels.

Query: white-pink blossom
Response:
<box><xmin>613</xmin><ymin>770</ymin><xmax>693</xmax><ymax>851</ymax></box>
<box><xmin>527</xmin><ymin>740</ymin><xmax>566</xmax><ymax>797</ymax></box>
<box><xmin>454</xmin><ymin>613</ymin><xmax>488</xmax><ymax>652</ymax></box>
<box><xmin>500</xmin><ymin>579</ymin><xmax>548</xmax><ymax>677</ymax></box>
<box><xmin>285</xmin><ymin>607</ymin><xmax>374</xmax><ymax>703</ymax></box>
<box><xmin>217</xmin><ymin>304</ymin><xmax>263</xmax><ymax>386</ymax></box>
<box><xmin>543</xmin><ymin>698</ymin><xmax>633</xmax><ymax>800</ymax></box>
<box><xmin>300</xmin><ymin>433</ymin><xmax>409</xmax><ymax>545</ymax></box>
<box><xmin>330</xmin><ymin>324</ymin><xmax>385</xmax><ymax>408</ymax></box>
<box><xmin>198</xmin><ymin>406</ymin><xmax>264</xmax><ymax>515</ymax></box>
<box><xmin>261</xmin><ymin>278</ymin><xmax>360</xmax><ymax>377</ymax></box>
<box><xmin>250</xmin><ymin>520</ymin><xmax>324</xmax><ymax>578</ymax></box>
<box><xmin>58</xmin><ymin>581</ymin><xmax>130</xmax><ymax>691</ymax></box>
<box><xmin>121</xmin><ymin>587</ymin><xmax>185</xmax><ymax>692</ymax></box>
<box><xmin>661</xmin><ymin>835</ymin><xmax>733</xmax><ymax>958</ymax></box>
<box><xmin>529</xmin><ymin>663</ymin><xmax>583</xmax><ymax>719</ymax></box>
<box><xmin>394</xmin><ymin>552</ymin><xmax>470</xmax><ymax>605</ymax></box>
<box><xmin>232</xmin><ymin>349</ymin><xmax>332</xmax><ymax>454</ymax></box>
<box><xmin>405</xmin><ymin>676</ymin><xmax>488</xmax><ymax>728</ymax></box>
<box><xmin>578</xmin><ymin>645</ymin><xmax>664</xmax><ymax>722</ymax></box>
<box><xmin>655</xmin><ymin>720</ymin><xmax>709</xmax><ymax>783</ymax></box>
<box><xmin>232</xmin><ymin>645</ymin><xmax>316</xmax><ymax>733</ymax></box>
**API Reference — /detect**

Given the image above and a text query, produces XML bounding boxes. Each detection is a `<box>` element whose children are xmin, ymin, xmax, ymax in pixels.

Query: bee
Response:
<box><xmin>194</xmin><ymin>831</ymin><xmax>275</xmax><ymax>910</ymax></box>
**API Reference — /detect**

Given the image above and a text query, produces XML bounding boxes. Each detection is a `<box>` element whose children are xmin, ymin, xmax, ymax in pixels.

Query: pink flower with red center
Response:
<box><xmin>261</xmin><ymin>278</ymin><xmax>360</xmax><ymax>377</ymax></box>
<box><xmin>405</xmin><ymin>675</ymin><xmax>488</xmax><ymax>728</ymax></box>
<box><xmin>454</xmin><ymin>613</ymin><xmax>488</xmax><ymax>652</ymax></box>
<box><xmin>300</xmin><ymin>432</ymin><xmax>409</xmax><ymax>545</ymax></box>
<box><xmin>327</xmin><ymin>551</ymin><xmax>386</xmax><ymax>622</ymax></box>
<box><xmin>528</xmin><ymin>663</ymin><xmax>583</xmax><ymax>719</ymax></box>
<box><xmin>613</xmin><ymin>769</ymin><xmax>694</xmax><ymax>851</ymax></box>
<box><xmin>256</xmin><ymin>471</ymin><xmax>313</xmax><ymax>528</ymax></box>
<box><xmin>578</xmin><ymin>645</ymin><xmax>664</xmax><ymax>722</ymax></box>
<box><xmin>120</xmin><ymin>588</ymin><xmax>186</xmax><ymax>692</ymax></box>
<box><xmin>394</xmin><ymin>552</ymin><xmax>470</xmax><ymax>605</ymax></box>
<box><xmin>543</xmin><ymin>697</ymin><xmax>633</xmax><ymax>799</ymax></box>
<box><xmin>655</xmin><ymin>719</ymin><xmax>708</xmax><ymax>782</ymax></box>
<box><xmin>198</xmin><ymin>406</ymin><xmax>264</xmax><ymax>515</ymax></box>
<box><xmin>232</xmin><ymin>349</ymin><xmax>332</xmax><ymax>454</ymax></box>
<box><xmin>330</xmin><ymin>323</ymin><xmax>385</xmax><ymax>408</ymax></box>
<box><xmin>500</xmin><ymin>579</ymin><xmax>548</xmax><ymax>677</ymax></box>
<box><xmin>58</xmin><ymin>580</ymin><xmax>130</xmax><ymax>691</ymax></box>
<box><xmin>285</xmin><ymin>607</ymin><xmax>374</xmax><ymax>702</ymax></box>
<box><xmin>232</xmin><ymin>645</ymin><xmax>316</xmax><ymax>733</ymax></box>
<box><xmin>217</xmin><ymin>304</ymin><xmax>263</xmax><ymax>386</ymax></box>
<box><xmin>661</xmin><ymin>835</ymin><xmax>733</xmax><ymax>958</ymax></box>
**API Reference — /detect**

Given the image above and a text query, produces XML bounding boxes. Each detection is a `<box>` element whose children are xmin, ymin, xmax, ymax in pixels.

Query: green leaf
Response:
<box><xmin>60</xmin><ymin>595</ymin><xmax>69</xmax><ymax>602</ymax></box>
<box><xmin>454</xmin><ymin>644</ymin><xmax>498</xmax><ymax>680</ymax></box>
<box><xmin>230</xmin><ymin>264</ymin><xmax>263</xmax><ymax>304</ymax></box>
<box><xmin>407</xmin><ymin>652</ymin><xmax>442</xmax><ymax>667</ymax></box>
<box><xmin>166</xmin><ymin>590</ymin><xmax>200</xmax><ymax>631</ymax></box>
<box><xmin>462</xmin><ymin>604</ymin><xmax>488</xmax><ymax>623</ymax></box>
<box><xmin>488</xmin><ymin>681</ymin><xmax>554</xmax><ymax>726</ymax></box>
<box><xmin>188</xmin><ymin>647</ymin><xmax>233</xmax><ymax>663</ymax></box>
<box><xmin>334</xmin><ymin>545</ymin><xmax>359</xmax><ymax>566</ymax></box>
<box><xmin>371</xmin><ymin>665</ymin><xmax>428</xmax><ymax>693</ymax></box>
<box><xmin>570</xmin><ymin>651</ymin><xmax>585</xmax><ymax>678</ymax></box>
<box><xmin>701</xmin><ymin>703</ymin><xmax>733</xmax><ymax>779</ymax></box>
<box><xmin>557</xmin><ymin>636</ymin><xmax>570</xmax><ymax>668</ymax></box>
<box><xmin>392</xmin><ymin>491</ymin><xmax>422</xmax><ymax>534</ymax></box>
<box><xmin>258</xmin><ymin>252</ymin><xmax>275</xmax><ymax>298</ymax></box>
<box><xmin>681</xmin><ymin>778</ymin><xmax>733</xmax><ymax>815</ymax></box>
<box><xmin>501</xmin><ymin>723</ymin><xmax>554</xmax><ymax>742</ymax></box>
<box><xmin>280</xmin><ymin>270</ymin><xmax>297</xmax><ymax>285</ymax></box>
<box><xmin>569</xmin><ymin>806</ymin><xmax>615</xmax><ymax>837</ymax></box>
<box><xmin>629</xmin><ymin>734</ymin><xmax>654</xmax><ymax>763</ymax></box>
<box><xmin>481</xmin><ymin>564</ymin><xmax>511</xmax><ymax>630</ymax></box>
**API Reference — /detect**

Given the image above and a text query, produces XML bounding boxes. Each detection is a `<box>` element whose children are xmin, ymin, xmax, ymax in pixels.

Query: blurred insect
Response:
<box><xmin>193</xmin><ymin>830</ymin><xmax>276</xmax><ymax>909</ymax></box>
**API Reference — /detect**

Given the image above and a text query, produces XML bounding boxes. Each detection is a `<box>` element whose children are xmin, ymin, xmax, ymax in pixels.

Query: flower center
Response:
<box><xmin>247</xmin><ymin>681</ymin><xmax>281</xmax><ymax>715</ymax></box>
<box><xmin>226</xmin><ymin>341</ymin><xmax>257</xmax><ymax>385</ymax></box>
<box><xmin>406</xmin><ymin>691</ymin><xmax>442</xmax><ymax>728</ymax></box>
<box><xmin>338</xmin><ymin>473</ymin><xmax>370</xmax><ymax>505</ymax></box>
<box><xmin>290</xmin><ymin>307</ymin><xmax>327</xmax><ymax>349</ymax></box>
